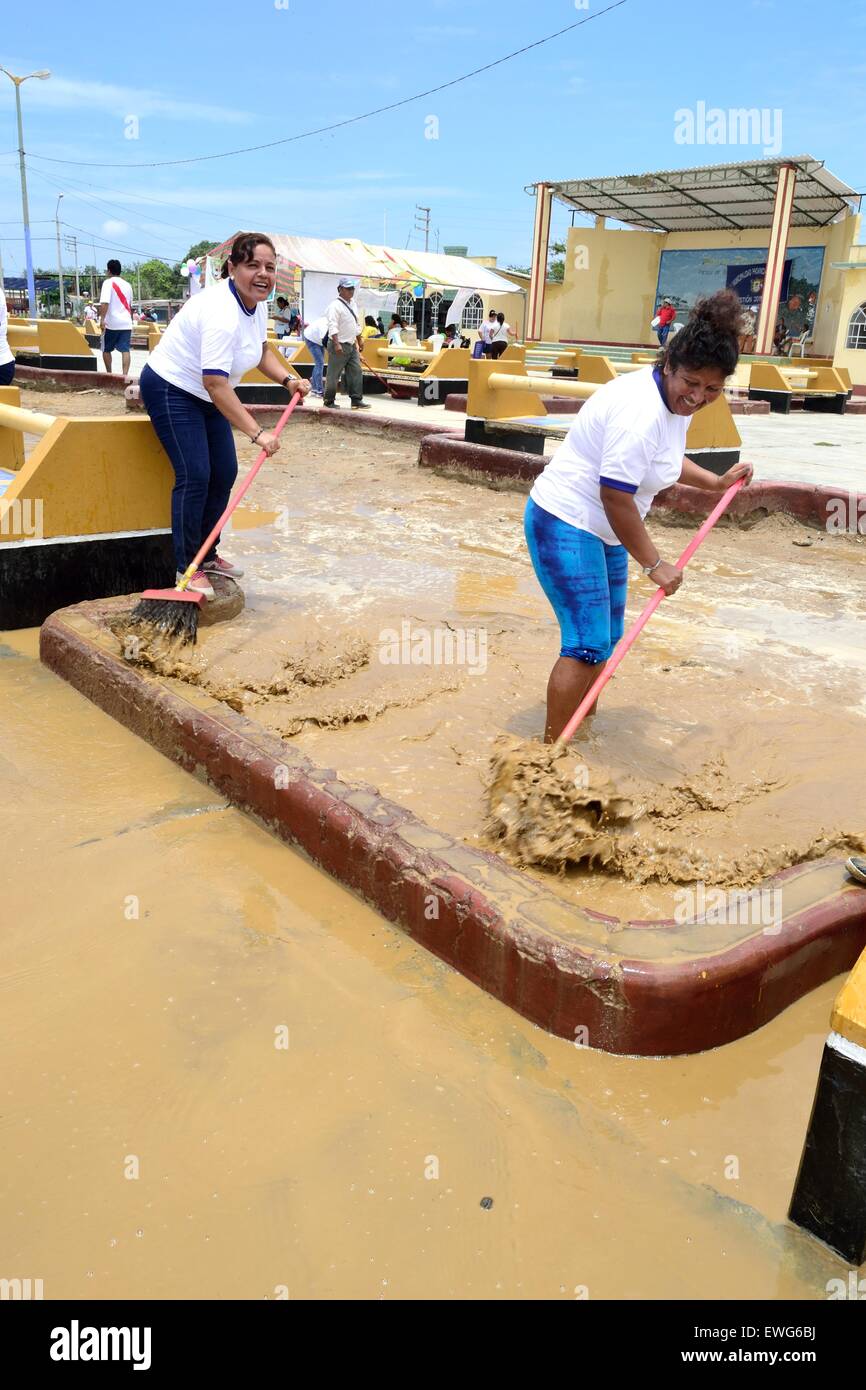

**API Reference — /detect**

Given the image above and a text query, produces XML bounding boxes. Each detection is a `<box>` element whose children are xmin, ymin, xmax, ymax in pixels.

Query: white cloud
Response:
<box><xmin>0</xmin><ymin>74</ymin><xmax>253</xmax><ymax>125</ymax></box>
<box><xmin>102</xmin><ymin>219</ymin><xmax>128</xmax><ymax>236</ymax></box>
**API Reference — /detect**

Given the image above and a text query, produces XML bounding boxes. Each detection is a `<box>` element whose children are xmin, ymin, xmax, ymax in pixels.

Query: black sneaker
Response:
<box><xmin>351</xmin><ymin>402</ymin><xmax>372</xmax><ymax>410</ymax></box>
<box><xmin>322</xmin><ymin>400</ymin><xmax>340</xmax><ymax>408</ymax></box>
<box><xmin>846</xmin><ymin>856</ymin><xmax>866</xmax><ymax>885</ymax></box>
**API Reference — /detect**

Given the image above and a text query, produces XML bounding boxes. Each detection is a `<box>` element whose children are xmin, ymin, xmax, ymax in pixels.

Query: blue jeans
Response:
<box><xmin>657</xmin><ymin>324</ymin><xmax>671</xmax><ymax>346</ymax></box>
<box><xmin>139</xmin><ymin>363</ymin><xmax>238</xmax><ymax>572</ymax></box>
<box><xmin>524</xmin><ymin>497</ymin><xmax>629</xmax><ymax>664</ymax></box>
<box><xmin>304</xmin><ymin>337</ymin><xmax>324</xmax><ymax>392</ymax></box>
<box><xmin>0</xmin><ymin>360</ymin><xmax>15</xmax><ymax>386</ymax></box>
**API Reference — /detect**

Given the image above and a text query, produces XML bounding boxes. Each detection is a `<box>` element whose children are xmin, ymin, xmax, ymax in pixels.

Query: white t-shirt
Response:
<box><xmin>387</xmin><ymin>326</ymin><xmax>403</xmax><ymax>345</ymax></box>
<box><xmin>480</xmin><ymin>319</ymin><xmax>497</xmax><ymax>343</ymax></box>
<box><xmin>303</xmin><ymin>315</ymin><xmax>327</xmax><ymax>346</ymax></box>
<box><xmin>99</xmin><ymin>276</ymin><xmax>134</xmax><ymax>330</ymax></box>
<box><xmin>0</xmin><ymin>295</ymin><xmax>13</xmax><ymax>368</ymax></box>
<box><xmin>491</xmin><ymin>320</ymin><xmax>511</xmax><ymax>343</ymax></box>
<box><xmin>148</xmin><ymin>278</ymin><xmax>268</xmax><ymax>402</ymax></box>
<box><xmin>530</xmin><ymin>367</ymin><xmax>688</xmax><ymax>546</ymax></box>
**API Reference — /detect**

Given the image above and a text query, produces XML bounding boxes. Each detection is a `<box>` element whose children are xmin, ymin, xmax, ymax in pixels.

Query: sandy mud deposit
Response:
<box><xmin>114</xmin><ymin>424</ymin><xmax>866</xmax><ymax>922</ymax></box>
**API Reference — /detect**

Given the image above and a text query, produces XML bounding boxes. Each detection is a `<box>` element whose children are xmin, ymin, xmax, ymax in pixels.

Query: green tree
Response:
<box><xmin>182</xmin><ymin>239</ymin><xmax>219</xmax><ymax>263</ymax></box>
<box><xmin>135</xmin><ymin>258</ymin><xmax>182</xmax><ymax>298</ymax></box>
<box><xmin>507</xmin><ymin>240</ymin><xmax>567</xmax><ymax>282</ymax></box>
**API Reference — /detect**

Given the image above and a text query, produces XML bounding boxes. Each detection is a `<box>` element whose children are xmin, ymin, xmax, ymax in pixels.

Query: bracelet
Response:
<box><xmin>281</xmin><ymin>375</ymin><xmax>293</xmax><ymax>388</ymax></box>
<box><xmin>250</xmin><ymin>427</ymin><xmax>263</xmax><ymax>444</ymax></box>
<box><xmin>642</xmin><ymin>556</ymin><xmax>663</xmax><ymax>576</ymax></box>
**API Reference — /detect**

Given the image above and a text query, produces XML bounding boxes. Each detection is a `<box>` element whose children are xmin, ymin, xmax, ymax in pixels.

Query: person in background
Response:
<box><xmin>98</xmin><ymin>258</ymin><xmax>134</xmax><ymax>376</ymax></box>
<box><xmin>386</xmin><ymin>314</ymin><xmax>404</xmax><ymax>346</ymax></box>
<box><xmin>361</xmin><ymin>315</ymin><xmax>381</xmax><ymax>340</ymax></box>
<box><xmin>0</xmin><ymin>291</ymin><xmax>15</xmax><ymax>386</ymax></box>
<box><xmin>376</xmin><ymin>316</ymin><xmax>385</xmax><ymax>335</ymax></box>
<box><xmin>303</xmin><ymin>312</ymin><xmax>328</xmax><ymax>397</ymax></box>
<box><xmin>655</xmin><ymin>297</ymin><xmax>676</xmax><ymax>347</ymax></box>
<box><xmin>138</xmin><ymin>231</ymin><xmax>310</xmax><ymax>598</ymax></box>
<box><xmin>479</xmin><ymin>309</ymin><xmax>498</xmax><ymax>357</ymax></box>
<box><xmin>739</xmin><ymin>307</ymin><xmax>757</xmax><ymax>354</ymax></box>
<box><xmin>489</xmin><ymin>311</ymin><xmax>516</xmax><ymax>359</ymax></box>
<box><xmin>273</xmin><ymin>296</ymin><xmax>292</xmax><ymax>339</ymax></box>
<box><xmin>323</xmin><ymin>278</ymin><xmax>369</xmax><ymax>410</ymax></box>
<box><xmin>443</xmin><ymin>324</ymin><xmax>463</xmax><ymax>348</ymax></box>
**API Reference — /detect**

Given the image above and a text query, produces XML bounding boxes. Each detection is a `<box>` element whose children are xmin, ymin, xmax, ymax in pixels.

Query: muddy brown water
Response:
<box><xmin>3</xmin><ymin>390</ymin><xmax>861</xmax><ymax>1298</ymax></box>
<box><xmin>123</xmin><ymin>415</ymin><xmax>866</xmax><ymax>925</ymax></box>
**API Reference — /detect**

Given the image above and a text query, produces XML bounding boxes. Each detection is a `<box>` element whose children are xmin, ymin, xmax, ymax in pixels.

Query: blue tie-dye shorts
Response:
<box><xmin>524</xmin><ymin>496</ymin><xmax>629</xmax><ymax>665</ymax></box>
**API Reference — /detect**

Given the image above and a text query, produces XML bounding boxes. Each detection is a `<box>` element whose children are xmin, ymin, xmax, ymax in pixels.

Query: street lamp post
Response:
<box><xmin>55</xmin><ymin>193</ymin><xmax>65</xmax><ymax>317</ymax></box>
<box><xmin>0</xmin><ymin>67</ymin><xmax>51</xmax><ymax>318</ymax></box>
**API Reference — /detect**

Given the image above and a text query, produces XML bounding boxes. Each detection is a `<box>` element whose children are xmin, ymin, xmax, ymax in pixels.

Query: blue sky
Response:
<box><xmin>0</xmin><ymin>0</ymin><xmax>863</xmax><ymax>278</ymax></box>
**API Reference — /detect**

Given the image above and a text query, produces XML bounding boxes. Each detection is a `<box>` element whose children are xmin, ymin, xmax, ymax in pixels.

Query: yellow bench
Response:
<box><xmin>748</xmin><ymin>362</ymin><xmax>848</xmax><ymax>415</ymax></box>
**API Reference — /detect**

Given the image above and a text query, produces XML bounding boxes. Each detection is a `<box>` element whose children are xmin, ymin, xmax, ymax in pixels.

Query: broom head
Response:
<box><xmin>127</xmin><ymin>587</ymin><xmax>205</xmax><ymax>645</ymax></box>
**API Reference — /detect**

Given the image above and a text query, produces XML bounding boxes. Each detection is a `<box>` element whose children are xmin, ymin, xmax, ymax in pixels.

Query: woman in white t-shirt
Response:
<box><xmin>0</xmin><ymin>292</ymin><xmax>15</xmax><ymax>386</ymax></box>
<box><xmin>140</xmin><ymin>232</ymin><xmax>309</xmax><ymax>597</ymax></box>
<box><xmin>526</xmin><ymin>291</ymin><xmax>752</xmax><ymax>741</ymax></box>
<box><xmin>489</xmin><ymin>312</ymin><xmax>516</xmax><ymax>359</ymax></box>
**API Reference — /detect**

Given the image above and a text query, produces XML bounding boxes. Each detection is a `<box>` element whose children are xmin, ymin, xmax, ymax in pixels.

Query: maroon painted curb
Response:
<box><xmin>14</xmin><ymin>364</ymin><xmax>127</xmax><ymax>392</ymax></box>
<box><xmin>418</xmin><ymin>437</ymin><xmax>866</xmax><ymax>525</ymax></box>
<box><xmin>40</xmin><ymin>600</ymin><xmax>866</xmax><ymax>1056</ymax></box>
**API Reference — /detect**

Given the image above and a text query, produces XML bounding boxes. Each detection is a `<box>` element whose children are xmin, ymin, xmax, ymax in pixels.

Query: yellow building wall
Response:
<box><xmin>558</xmin><ymin>225</ymin><xmax>664</xmax><ymax>343</ymax></box>
<box><xmin>832</xmin><ymin>263</ymin><xmax>866</xmax><ymax>389</ymax></box>
<box><xmin>555</xmin><ymin>212</ymin><xmax>861</xmax><ymax>356</ymax></box>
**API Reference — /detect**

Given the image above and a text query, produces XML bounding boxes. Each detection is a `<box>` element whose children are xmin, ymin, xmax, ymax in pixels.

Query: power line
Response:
<box><xmin>26</xmin><ymin>1</ymin><xmax>629</xmax><ymax>170</ymax></box>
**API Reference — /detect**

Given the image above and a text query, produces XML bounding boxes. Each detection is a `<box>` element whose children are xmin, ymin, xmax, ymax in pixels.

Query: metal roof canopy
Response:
<box><xmin>529</xmin><ymin>157</ymin><xmax>861</xmax><ymax>233</ymax></box>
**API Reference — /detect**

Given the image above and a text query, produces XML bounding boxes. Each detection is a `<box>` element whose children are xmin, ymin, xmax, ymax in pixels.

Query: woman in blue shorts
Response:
<box><xmin>526</xmin><ymin>290</ymin><xmax>752</xmax><ymax>742</ymax></box>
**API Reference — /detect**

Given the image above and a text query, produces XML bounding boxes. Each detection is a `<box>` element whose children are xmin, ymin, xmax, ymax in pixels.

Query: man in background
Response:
<box><xmin>98</xmin><ymin>258</ymin><xmax>134</xmax><ymax>376</ymax></box>
<box><xmin>323</xmin><ymin>278</ymin><xmax>369</xmax><ymax>410</ymax></box>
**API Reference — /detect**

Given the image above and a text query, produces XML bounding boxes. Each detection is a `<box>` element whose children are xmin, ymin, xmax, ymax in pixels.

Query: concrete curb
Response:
<box><xmin>14</xmin><ymin>364</ymin><xmax>128</xmax><ymax>392</ymax></box>
<box><xmin>418</xmin><ymin>436</ymin><xmax>866</xmax><ymax>526</ymax></box>
<box><xmin>40</xmin><ymin>597</ymin><xmax>866</xmax><ymax>1057</ymax></box>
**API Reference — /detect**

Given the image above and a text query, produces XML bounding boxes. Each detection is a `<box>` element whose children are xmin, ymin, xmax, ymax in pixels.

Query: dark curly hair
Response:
<box><xmin>658</xmin><ymin>288</ymin><xmax>742</xmax><ymax>377</ymax></box>
<box><xmin>220</xmin><ymin>232</ymin><xmax>277</xmax><ymax>278</ymax></box>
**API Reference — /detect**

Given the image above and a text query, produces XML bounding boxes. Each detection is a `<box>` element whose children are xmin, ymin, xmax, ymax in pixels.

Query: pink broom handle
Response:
<box><xmin>176</xmin><ymin>392</ymin><xmax>301</xmax><ymax>589</ymax></box>
<box><xmin>554</xmin><ymin>476</ymin><xmax>746</xmax><ymax>750</ymax></box>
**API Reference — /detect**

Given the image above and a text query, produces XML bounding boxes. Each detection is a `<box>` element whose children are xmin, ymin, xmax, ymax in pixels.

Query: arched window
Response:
<box><xmin>461</xmin><ymin>293</ymin><xmax>484</xmax><ymax>329</ymax></box>
<box><xmin>396</xmin><ymin>289</ymin><xmax>416</xmax><ymax>327</ymax></box>
<box><xmin>845</xmin><ymin>303</ymin><xmax>866</xmax><ymax>350</ymax></box>
<box><xmin>428</xmin><ymin>291</ymin><xmax>443</xmax><ymax>331</ymax></box>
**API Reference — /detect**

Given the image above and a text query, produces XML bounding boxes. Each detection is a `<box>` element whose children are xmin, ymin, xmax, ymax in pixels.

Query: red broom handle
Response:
<box><xmin>178</xmin><ymin>392</ymin><xmax>301</xmax><ymax>587</ymax></box>
<box><xmin>553</xmin><ymin>477</ymin><xmax>746</xmax><ymax>750</ymax></box>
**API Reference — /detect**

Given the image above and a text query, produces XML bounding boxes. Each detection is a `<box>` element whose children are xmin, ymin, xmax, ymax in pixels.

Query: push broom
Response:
<box><xmin>486</xmin><ymin>476</ymin><xmax>748</xmax><ymax>865</ymax></box>
<box><xmin>127</xmin><ymin>391</ymin><xmax>302</xmax><ymax>647</ymax></box>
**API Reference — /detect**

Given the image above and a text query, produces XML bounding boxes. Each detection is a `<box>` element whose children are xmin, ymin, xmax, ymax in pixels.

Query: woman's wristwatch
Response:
<box><xmin>642</xmin><ymin>556</ymin><xmax>664</xmax><ymax>576</ymax></box>
<box><xmin>281</xmin><ymin>375</ymin><xmax>293</xmax><ymax>388</ymax></box>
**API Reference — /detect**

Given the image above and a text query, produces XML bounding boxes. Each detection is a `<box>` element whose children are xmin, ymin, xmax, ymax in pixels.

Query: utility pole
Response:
<box><xmin>136</xmin><ymin>263</ymin><xmax>142</xmax><ymax>301</ymax></box>
<box><xmin>1</xmin><ymin>67</ymin><xmax>51</xmax><ymax>316</ymax></box>
<box><xmin>55</xmin><ymin>194</ymin><xmax>65</xmax><ymax>317</ymax></box>
<box><xmin>65</xmin><ymin>235</ymin><xmax>80</xmax><ymax>300</ymax></box>
<box><xmin>414</xmin><ymin>204</ymin><xmax>431</xmax><ymax>252</ymax></box>
<box><xmin>91</xmin><ymin>241</ymin><xmax>97</xmax><ymax>299</ymax></box>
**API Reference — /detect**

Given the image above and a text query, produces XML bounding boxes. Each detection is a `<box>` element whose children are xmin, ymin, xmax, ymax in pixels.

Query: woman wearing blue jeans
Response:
<box><xmin>302</xmin><ymin>314</ymin><xmax>327</xmax><ymax>396</ymax></box>
<box><xmin>139</xmin><ymin>231</ymin><xmax>309</xmax><ymax>598</ymax></box>
<box><xmin>527</xmin><ymin>291</ymin><xmax>752</xmax><ymax>742</ymax></box>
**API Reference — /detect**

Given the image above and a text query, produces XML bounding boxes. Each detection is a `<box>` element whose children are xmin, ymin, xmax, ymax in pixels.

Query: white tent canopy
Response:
<box><xmin>214</xmin><ymin>230</ymin><xmax>518</xmax><ymax>293</ymax></box>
